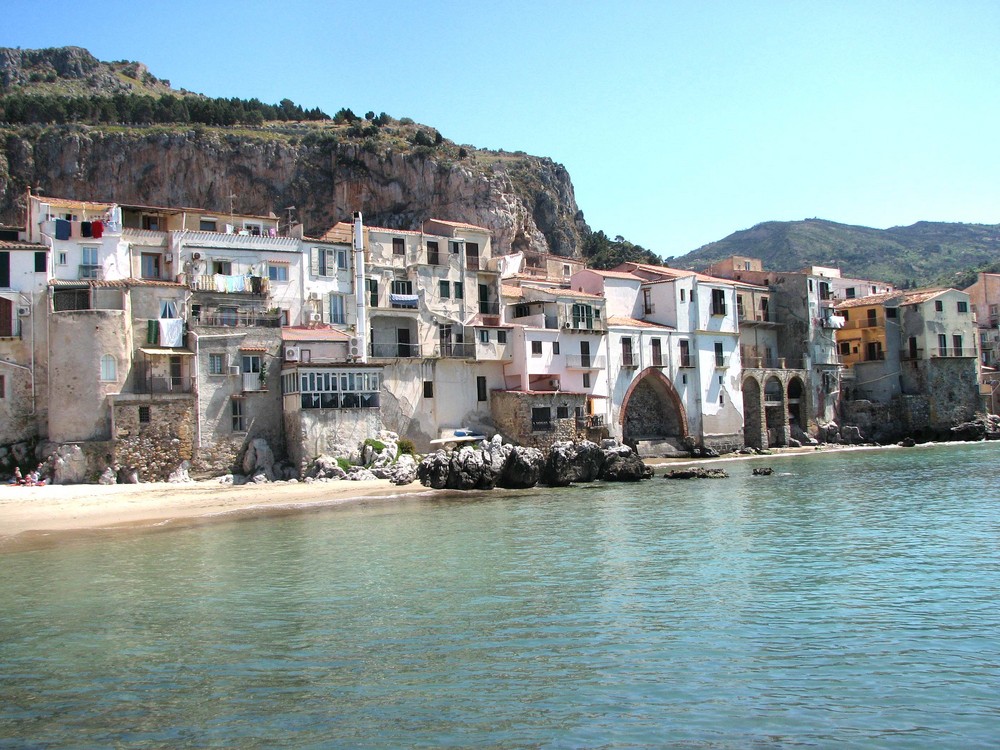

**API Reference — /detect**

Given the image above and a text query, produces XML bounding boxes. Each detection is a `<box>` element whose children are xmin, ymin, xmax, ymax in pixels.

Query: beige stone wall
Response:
<box><xmin>284</xmin><ymin>407</ymin><xmax>383</xmax><ymax>474</ymax></box>
<box><xmin>112</xmin><ymin>396</ymin><xmax>196</xmax><ymax>480</ymax></box>
<box><xmin>491</xmin><ymin>391</ymin><xmax>585</xmax><ymax>450</ymax></box>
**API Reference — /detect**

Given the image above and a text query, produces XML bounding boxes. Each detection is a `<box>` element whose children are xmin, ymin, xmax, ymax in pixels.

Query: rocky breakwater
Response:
<box><xmin>417</xmin><ymin>437</ymin><xmax>651</xmax><ymax>491</ymax></box>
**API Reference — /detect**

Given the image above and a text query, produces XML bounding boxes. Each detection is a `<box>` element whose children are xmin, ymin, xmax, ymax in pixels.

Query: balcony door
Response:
<box><xmin>580</xmin><ymin>341</ymin><xmax>591</xmax><ymax>368</ymax></box>
<box><xmin>397</xmin><ymin>328</ymin><xmax>411</xmax><ymax>358</ymax></box>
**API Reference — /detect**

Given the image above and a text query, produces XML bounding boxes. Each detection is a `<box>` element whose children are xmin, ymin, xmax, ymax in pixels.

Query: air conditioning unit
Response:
<box><xmin>309</xmin><ymin>312</ymin><xmax>322</xmax><ymax>323</ymax></box>
<box><xmin>348</xmin><ymin>336</ymin><xmax>362</xmax><ymax>358</ymax></box>
<box><xmin>308</xmin><ymin>292</ymin><xmax>320</xmax><ymax>301</ymax></box>
<box><xmin>192</xmin><ymin>252</ymin><xmax>201</xmax><ymax>260</ymax></box>
<box><xmin>16</xmin><ymin>306</ymin><xmax>30</xmax><ymax>317</ymax></box>
<box><xmin>228</xmin><ymin>365</ymin><xmax>241</xmax><ymax>376</ymax></box>
<box><xmin>284</xmin><ymin>346</ymin><xmax>301</xmax><ymax>362</ymax></box>
<box><xmin>165</xmin><ymin>253</ymin><xmax>173</xmax><ymax>262</ymax></box>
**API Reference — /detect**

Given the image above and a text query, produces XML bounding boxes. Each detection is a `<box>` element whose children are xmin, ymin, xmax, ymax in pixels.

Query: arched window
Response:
<box><xmin>100</xmin><ymin>354</ymin><xmax>117</xmax><ymax>382</ymax></box>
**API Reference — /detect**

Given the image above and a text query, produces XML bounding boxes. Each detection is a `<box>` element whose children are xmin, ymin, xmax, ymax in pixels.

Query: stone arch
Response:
<box><xmin>764</xmin><ymin>376</ymin><xmax>787</xmax><ymax>447</ymax></box>
<box><xmin>619</xmin><ymin>367</ymin><xmax>688</xmax><ymax>448</ymax></box>
<box><xmin>787</xmin><ymin>376</ymin><xmax>807</xmax><ymax>433</ymax></box>
<box><xmin>742</xmin><ymin>376</ymin><xmax>764</xmax><ymax>449</ymax></box>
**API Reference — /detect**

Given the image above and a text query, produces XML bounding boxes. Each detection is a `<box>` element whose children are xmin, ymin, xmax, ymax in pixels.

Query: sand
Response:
<box><xmin>0</xmin><ymin>478</ymin><xmax>435</xmax><ymax>552</ymax></box>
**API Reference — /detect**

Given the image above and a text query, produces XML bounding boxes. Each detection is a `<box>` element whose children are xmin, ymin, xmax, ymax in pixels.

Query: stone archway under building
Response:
<box><xmin>620</xmin><ymin>367</ymin><xmax>688</xmax><ymax>452</ymax></box>
<box><xmin>742</xmin><ymin>368</ymin><xmax>811</xmax><ymax>449</ymax></box>
<box><xmin>764</xmin><ymin>376</ymin><xmax>787</xmax><ymax>447</ymax></box>
<box><xmin>787</xmin><ymin>376</ymin><xmax>807</xmax><ymax>435</ymax></box>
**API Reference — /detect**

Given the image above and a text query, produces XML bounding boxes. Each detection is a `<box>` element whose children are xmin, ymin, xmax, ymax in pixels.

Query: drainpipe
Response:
<box><xmin>353</xmin><ymin>212</ymin><xmax>368</xmax><ymax>363</ymax></box>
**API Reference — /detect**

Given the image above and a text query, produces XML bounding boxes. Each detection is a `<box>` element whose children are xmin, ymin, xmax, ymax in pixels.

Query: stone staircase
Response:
<box><xmin>634</xmin><ymin>437</ymin><xmax>690</xmax><ymax>458</ymax></box>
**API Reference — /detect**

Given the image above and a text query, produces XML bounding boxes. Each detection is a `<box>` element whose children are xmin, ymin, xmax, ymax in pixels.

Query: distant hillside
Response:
<box><xmin>670</xmin><ymin>219</ymin><xmax>1000</xmax><ymax>287</ymax></box>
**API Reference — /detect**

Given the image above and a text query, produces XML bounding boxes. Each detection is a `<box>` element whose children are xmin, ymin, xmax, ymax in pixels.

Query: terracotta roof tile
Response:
<box><xmin>281</xmin><ymin>326</ymin><xmax>352</xmax><ymax>342</ymax></box>
<box><xmin>607</xmin><ymin>316</ymin><xmax>674</xmax><ymax>329</ymax></box>
<box><xmin>0</xmin><ymin>240</ymin><xmax>45</xmax><ymax>251</ymax></box>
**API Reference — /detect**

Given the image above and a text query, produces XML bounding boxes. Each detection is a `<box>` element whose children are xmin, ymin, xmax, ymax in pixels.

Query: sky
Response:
<box><xmin>3</xmin><ymin>0</ymin><xmax>999</xmax><ymax>258</ymax></box>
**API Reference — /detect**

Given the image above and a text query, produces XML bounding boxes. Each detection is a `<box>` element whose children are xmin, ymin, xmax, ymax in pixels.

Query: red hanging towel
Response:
<box><xmin>91</xmin><ymin>220</ymin><xmax>104</xmax><ymax>238</ymax></box>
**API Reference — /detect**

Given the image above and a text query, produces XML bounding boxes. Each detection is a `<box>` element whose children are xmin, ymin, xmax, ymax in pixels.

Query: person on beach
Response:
<box><xmin>11</xmin><ymin>467</ymin><xmax>22</xmax><ymax>485</ymax></box>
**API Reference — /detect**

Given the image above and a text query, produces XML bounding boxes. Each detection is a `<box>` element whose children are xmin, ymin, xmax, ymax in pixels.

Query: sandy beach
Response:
<box><xmin>0</xmin><ymin>478</ymin><xmax>435</xmax><ymax>552</ymax></box>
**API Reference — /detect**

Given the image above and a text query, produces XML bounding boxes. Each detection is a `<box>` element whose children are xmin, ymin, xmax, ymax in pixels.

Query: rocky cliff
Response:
<box><xmin>0</xmin><ymin>123</ymin><xmax>588</xmax><ymax>256</ymax></box>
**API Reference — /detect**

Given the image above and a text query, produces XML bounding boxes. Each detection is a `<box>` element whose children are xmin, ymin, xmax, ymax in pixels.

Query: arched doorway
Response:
<box><xmin>787</xmin><ymin>376</ymin><xmax>807</xmax><ymax>435</ymax></box>
<box><xmin>620</xmin><ymin>367</ymin><xmax>687</xmax><ymax>448</ymax></box>
<box><xmin>742</xmin><ymin>377</ymin><xmax>763</xmax><ymax>449</ymax></box>
<box><xmin>764</xmin><ymin>376</ymin><xmax>786</xmax><ymax>447</ymax></box>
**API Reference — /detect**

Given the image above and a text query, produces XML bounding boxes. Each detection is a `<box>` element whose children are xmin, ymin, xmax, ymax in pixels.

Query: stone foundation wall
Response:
<box><xmin>285</xmin><ymin>407</ymin><xmax>383</xmax><ymax>476</ymax></box>
<box><xmin>491</xmin><ymin>391</ymin><xmax>586</xmax><ymax>450</ymax></box>
<box><xmin>702</xmin><ymin>433</ymin><xmax>745</xmax><ymax>454</ymax></box>
<box><xmin>112</xmin><ymin>397</ymin><xmax>196</xmax><ymax>481</ymax></box>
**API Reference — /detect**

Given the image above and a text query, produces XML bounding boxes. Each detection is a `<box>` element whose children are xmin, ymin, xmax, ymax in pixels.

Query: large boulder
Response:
<box><xmin>541</xmin><ymin>440</ymin><xmax>605</xmax><ymax>487</ymax></box>
<box><xmin>51</xmin><ymin>444</ymin><xmax>88</xmax><ymax>485</ymax></box>
<box><xmin>840</xmin><ymin>425</ymin><xmax>864</xmax><ymax>444</ymax></box>
<box><xmin>167</xmin><ymin>461</ymin><xmax>193</xmax><ymax>483</ymax></box>
<box><xmin>306</xmin><ymin>455</ymin><xmax>347</xmax><ymax>480</ymax></box>
<box><xmin>242</xmin><ymin>438</ymin><xmax>275</xmax><ymax>481</ymax></box>
<box><xmin>448</xmin><ymin>445</ymin><xmax>499</xmax><ymax>490</ymax></box>
<box><xmin>663</xmin><ymin>467</ymin><xmax>729</xmax><ymax>479</ymax></box>
<box><xmin>497</xmin><ymin>445</ymin><xmax>545</xmax><ymax>489</ymax></box>
<box><xmin>389</xmin><ymin>454</ymin><xmax>418</xmax><ymax>486</ymax></box>
<box><xmin>951</xmin><ymin>414</ymin><xmax>1000</xmax><ymax>441</ymax></box>
<box><xmin>417</xmin><ymin>451</ymin><xmax>452</xmax><ymax>489</ymax></box>
<box><xmin>599</xmin><ymin>450</ymin><xmax>652</xmax><ymax>482</ymax></box>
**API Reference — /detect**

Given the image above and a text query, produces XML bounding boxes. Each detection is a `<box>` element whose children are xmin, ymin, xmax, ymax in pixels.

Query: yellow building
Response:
<box><xmin>833</xmin><ymin>292</ymin><xmax>897</xmax><ymax>366</ymax></box>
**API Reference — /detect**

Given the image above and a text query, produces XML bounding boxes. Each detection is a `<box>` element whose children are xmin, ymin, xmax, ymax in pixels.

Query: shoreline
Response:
<box><xmin>2</xmin><ymin>440</ymin><xmax>994</xmax><ymax>554</ymax></box>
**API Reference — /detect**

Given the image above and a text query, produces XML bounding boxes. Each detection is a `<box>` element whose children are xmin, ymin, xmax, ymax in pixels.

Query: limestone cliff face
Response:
<box><xmin>0</xmin><ymin>125</ymin><xmax>589</xmax><ymax>256</ymax></box>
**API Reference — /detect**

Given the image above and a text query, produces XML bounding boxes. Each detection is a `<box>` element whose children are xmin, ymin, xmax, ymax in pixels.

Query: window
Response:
<box><xmin>582</xmin><ymin>373</ymin><xmax>591</xmax><ymax>388</ymax></box>
<box><xmin>680</xmin><ymin>289</ymin><xmax>686</xmax><ymax>303</ymax></box>
<box><xmin>497</xmin><ymin>330</ymin><xmax>507</xmax><ymax>344</ymax></box>
<box><xmin>840</xmin><ymin>342</ymin><xmax>851</xmax><ymax>355</ymax></box>
<box><xmin>479</xmin><ymin>330</ymin><xmax>490</xmax><ymax>344</ymax></box>
<box><xmin>552</xmin><ymin>341</ymin><xmax>560</xmax><ymax>355</ymax></box>
<box><xmin>297</xmin><ymin>368</ymin><xmax>381</xmax><ymax>410</ymax></box>
<box><xmin>34</xmin><ymin>251</ymin><xmax>46</xmax><ymax>273</ymax></box>
<box><xmin>719</xmin><ymin>375</ymin><xmax>724</xmax><ymax>385</ymax></box>
<box><xmin>886</xmin><ymin>307</ymin><xmax>897</xmax><ymax>319</ymax></box>
<box><xmin>337</xmin><ymin>248</ymin><xmax>349</xmax><ymax>270</ymax></box>
<box><xmin>935</xmin><ymin>300</ymin><xmax>943</xmax><ymax>312</ymax></box>
<box><xmin>454</xmin><ymin>282</ymin><xmax>464</xmax><ymax>299</ymax></box>
<box><xmin>867</xmin><ymin>308</ymin><xmax>877</xmax><ymax>323</ymax></box>
<box><xmin>715</xmin><ymin>342</ymin><xmax>725</xmax><ymax>367</ymax></box>
<box><xmin>138</xmin><ymin>406</ymin><xmax>151</xmax><ymax>424</ymax></box>
<box><xmin>142</xmin><ymin>215</ymin><xmax>160</xmax><ymax>231</ymax></box>
<box><xmin>209</xmin><ymin>353</ymin><xmax>224</xmax><ymax>375</ymax></box>
<box><xmin>531</xmin><ymin>407</ymin><xmax>552</xmax><ymax>431</ymax></box>
<box><xmin>329</xmin><ymin>294</ymin><xmax>346</xmax><ymax>325</ymax></box>
<box><xmin>679</xmin><ymin>339</ymin><xmax>692</xmax><ymax>367</ymax></box>
<box><xmin>100</xmin><ymin>354</ymin><xmax>117</xmax><ymax>381</ymax></box>
<box><xmin>819</xmin><ymin>282</ymin><xmax>832</xmax><ymax>301</ymax></box>
<box><xmin>562</xmin><ymin>264</ymin><xmax>570</xmax><ymax>277</ymax></box>
<box><xmin>711</xmin><ymin>288</ymin><xmax>727</xmax><ymax>316</ymax></box>
<box><xmin>531</xmin><ymin>340</ymin><xmax>542</xmax><ymax>355</ymax></box>
<box><xmin>82</xmin><ymin>246</ymin><xmax>98</xmax><ymax>274</ymax></box>
<box><xmin>439</xmin><ymin>280</ymin><xmax>450</xmax><ymax>298</ymax></box>
<box><xmin>513</xmin><ymin>303</ymin><xmax>530</xmax><ymax>318</ymax></box>
<box><xmin>393</xmin><ymin>237</ymin><xmax>405</xmax><ymax>256</ymax></box>
<box><xmin>212</xmin><ymin>259</ymin><xmax>232</xmax><ymax>275</ymax></box>
<box><xmin>231</xmin><ymin>398</ymin><xmax>245</xmax><ymax>431</ymax></box>
<box><xmin>841</xmin><ymin>309</ymin><xmax>850</xmax><ymax>321</ymax></box>
<box><xmin>557</xmin><ymin>405</ymin><xmax>569</xmax><ymax>419</ymax></box>
<box><xmin>651</xmin><ymin>338</ymin><xmax>663</xmax><ymax>366</ymax></box>
<box><xmin>719</xmin><ymin>393</ymin><xmax>725</xmax><ymax>405</ymax></box>
<box><xmin>809</xmin><ymin>279</ymin><xmax>814</xmax><ymax>292</ymax></box>
<box><xmin>450</xmin><ymin>241</ymin><xmax>461</xmax><ymax>254</ymax></box>
<box><xmin>427</xmin><ymin>241</ymin><xmax>440</xmax><ymax>265</ymax></box>
<box><xmin>466</xmin><ymin>242</ymin><xmax>480</xmax><ymax>270</ymax></box>
<box><xmin>953</xmin><ymin>335</ymin><xmax>963</xmax><ymax>356</ymax></box>
<box><xmin>268</xmin><ymin>264</ymin><xmax>288</xmax><ymax>282</ymax></box>
<box><xmin>423</xmin><ymin>380</ymin><xmax>434</xmax><ymax>398</ymax></box>
<box><xmin>242</xmin><ymin>354</ymin><xmax>262</xmax><ymax>375</ymax></box>
<box><xmin>391</xmin><ymin>279</ymin><xmax>412</xmax><ymax>295</ymax></box>
<box><xmin>200</xmin><ymin>218</ymin><xmax>217</xmax><ymax>231</ymax></box>
<box><xmin>477</xmin><ymin>376</ymin><xmax>487</xmax><ymax>402</ymax></box>
<box><xmin>244</xmin><ymin>223</ymin><xmax>262</xmax><ymax>236</ymax></box>
<box><xmin>621</xmin><ymin>337</ymin><xmax>634</xmax><ymax>366</ymax></box>
<box><xmin>57</xmin><ymin>251</ymin><xmax>67</xmax><ymax>266</ymax></box>
<box><xmin>958</xmin><ymin>300</ymin><xmax>969</xmax><ymax>313</ymax></box>
<box><xmin>0</xmin><ymin>374</ymin><xmax>5</xmax><ymax>399</ymax></box>
<box><xmin>643</xmin><ymin>289</ymin><xmax>653</xmax><ymax>315</ymax></box>
<box><xmin>845</xmin><ymin>287</ymin><xmax>856</xmax><ymax>299</ymax></box>
<box><xmin>938</xmin><ymin>334</ymin><xmax>948</xmax><ymax>357</ymax></box>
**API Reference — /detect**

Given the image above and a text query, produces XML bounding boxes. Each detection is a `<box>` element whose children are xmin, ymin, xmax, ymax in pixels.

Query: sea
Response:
<box><xmin>2</xmin><ymin>442</ymin><xmax>999</xmax><ymax>749</ymax></box>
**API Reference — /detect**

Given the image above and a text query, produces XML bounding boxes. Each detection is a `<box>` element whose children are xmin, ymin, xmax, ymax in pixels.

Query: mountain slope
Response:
<box><xmin>670</xmin><ymin>218</ymin><xmax>1000</xmax><ymax>287</ymax></box>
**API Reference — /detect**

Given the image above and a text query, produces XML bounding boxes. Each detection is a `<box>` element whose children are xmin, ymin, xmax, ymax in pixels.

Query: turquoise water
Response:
<box><xmin>2</xmin><ymin>444</ymin><xmax>1000</xmax><ymax>748</ymax></box>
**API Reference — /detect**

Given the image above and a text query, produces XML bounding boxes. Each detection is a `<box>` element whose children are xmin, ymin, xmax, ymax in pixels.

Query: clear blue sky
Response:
<box><xmin>4</xmin><ymin>0</ymin><xmax>999</xmax><ymax>258</ymax></box>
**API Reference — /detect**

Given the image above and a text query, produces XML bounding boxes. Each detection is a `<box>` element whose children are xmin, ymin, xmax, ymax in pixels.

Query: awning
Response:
<box><xmin>138</xmin><ymin>347</ymin><xmax>196</xmax><ymax>356</ymax></box>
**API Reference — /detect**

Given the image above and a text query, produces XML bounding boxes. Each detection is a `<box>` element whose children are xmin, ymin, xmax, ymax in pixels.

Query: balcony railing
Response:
<box><xmin>742</xmin><ymin>356</ymin><xmax>803</xmax><ymax>370</ymax></box>
<box><xmin>738</xmin><ymin>311</ymin><xmax>777</xmax><ymax>324</ymax></box>
<box><xmin>576</xmin><ymin>414</ymin><xmax>605</xmax><ymax>429</ymax></box>
<box><xmin>841</xmin><ymin>317</ymin><xmax>885</xmax><ymax>330</ymax></box>
<box><xmin>565</xmin><ymin>354</ymin><xmax>606</xmax><ymax>369</ymax></box>
<box><xmin>132</xmin><ymin>375</ymin><xmax>193</xmax><ymax>394</ymax></box>
<box><xmin>900</xmin><ymin>348</ymin><xmax>924</xmax><ymax>361</ymax></box>
<box><xmin>79</xmin><ymin>264</ymin><xmax>103</xmax><ymax>280</ymax></box>
<box><xmin>193</xmin><ymin>311</ymin><xmax>282</xmax><ymax>328</ymax></box>
<box><xmin>242</xmin><ymin>372</ymin><xmax>267</xmax><ymax>392</ymax></box>
<box><xmin>621</xmin><ymin>354</ymin><xmax>637</xmax><ymax>368</ymax></box>
<box><xmin>478</xmin><ymin>301</ymin><xmax>500</xmax><ymax>315</ymax></box>
<box><xmin>370</xmin><ymin>342</ymin><xmax>425</xmax><ymax>358</ymax></box>
<box><xmin>679</xmin><ymin>355</ymin><xmax>694</xmax><ymax>368</ymax></box>
<box><xmin>189</xmin><ymin>275</ymin><xmax>269</xmax><ymax>296</ymax></box>
<box><xmin>531</xmin><ymin>419</ymin><xmax>553</xmax><ymax>432</ymax></box>
<box><xmin>932</xmin><ymin>347</ymin><xmax>978</xmax><ymax>358</ymax></box>
<box><xmin>439</xmin><ymin>342</ymin><xmax>477</xmax><ymax>358</ymax></box>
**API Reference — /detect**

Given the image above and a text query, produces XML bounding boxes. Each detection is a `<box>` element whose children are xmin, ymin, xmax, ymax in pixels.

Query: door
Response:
<box><xmin>0</xmin><ymin>298</ymin><xmax>12</xmax><ymax>338</ymax></box>
<box><xmin>580</xmin><ymin>340</ymin><xmax>591</xmax><ymax>368</ymax></box>
<box><xmin>478</xmin><ymin>283</ymin><xmax>490</xmax><ymax>314</ymax></box>
<box><xmin>0</xmin><ymin>252</ymin><xmax>9</xmax><ymax>288</ymax></box>
<box><xmin>438</xmin><ymin>325</ymin><xmax>452</xmax><ymax>357</ymax></box>
<box><xmin>169</xmin><ymin>355</ymin><xmax>182</xmax><ymax>390</ymax></box>
<box><xmin>397</xmin><ymin>328</ymin><xmax>411</xmax><ymax>357</ymax></box>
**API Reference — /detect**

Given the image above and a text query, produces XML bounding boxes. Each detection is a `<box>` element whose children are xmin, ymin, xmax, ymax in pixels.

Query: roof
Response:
<box><xmin>580</xmin><ymin>268</ymin><xmax>642</xmax><ymax>280</ymax></box>
<box><xmin>49</xmin><ymin>278</ymin><xmax>184</xmax><ymax>288</ymax></box>
<box><xmin>281</xmin><ymin>326</ymin><xmax>352</xmax><ymax>342</ymax></box>
<box><xmin>34</xmin><ymin>195</ymin><xmax>278</xmax><ymax>222</ymax></box>
<box><xmin>238</xmin><ymin>346</ymin><xmax>270</xmax><ymax>353</ymax></box>
<box><xmin>501</xmin><ymin>284</ymin><xmax>524</xmax><ymax>298</ymax></box>
<box><xmin>0</xmin><ymin>240</ymin><xmax>45</xmax><ymax>251</ymax></box>
<box><xmin>834</xmin><ymin>287</ymin><xmax>951</xmax><ymax>310</ymax></box>
<box><xmin>313</xmin><ymin>222</ymin><xmax>353</xmax><ymax>244</ymax></box>
<box><xmin>139</xmin><ymin>347</ymin><xmax>195</xmax><ymax>356</ymax></box>
<box><xmin>615</xmin><ymin>261</ymin><xmax>732</xmax><ymax>285</ymax></box>
<box><xmin>520</xmin><ymin>283</ymin><xmax>604</xmax><ymax>300</ymax></box>
<box><xmin>424</xmin><ymin>218</ymin><xmax>491</xmax><ymax>232</ymax></box>
<box><xmin>607</xmin><ymin>316</ymin><xmax>675</xmax><ymax>329</ymax></box>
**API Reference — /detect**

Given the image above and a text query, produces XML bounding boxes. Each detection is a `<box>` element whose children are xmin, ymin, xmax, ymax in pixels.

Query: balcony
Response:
<box><xmin>621</xmin><ymin>354</ymin><xmax>637</xmax><ymax>368</ymax></box>
<box><xmin>478</xmin><ymin>301</ymin><xmax>500</xmax><ymax>315</ymax></box>
<box><xmin>439</xmin><ymin>342</ymin><xmax>477</xmax><ymax>359</ymax></box>
<box><xmin>188</xmin><ymin>274</ymin><xmax>270</xmax><ymax>296</ymax></box>
<box><xmin>565</xmin><ymin>354</ymin><xmax>606</xmax><ymax>369</ymax></box>
<box><xmin>560</xmin><ymin>314</ymin><xmax>605</xmax><ymax>332</ymax></box>
<box><xmin>738</xmin><ymin>311</ymin><xmax>778</xmax><ymax>326</ymax></box>
<box><xmin>576</xmin><ymin>414</ymin><xmax>605</xmax><ymax>429</ymax></box>
<box><xmin>841</xmin><ymin>316</ymin><xmax>885</xmax><ymax>330</ymax></box>
<box><xmin>678</xmin><ymin>355</ymin><xmax>694</xmax><ymax>368</ymax></box>
<box><xmin>742</xmin><ymin>356</ymin><xmax>803</xmax><ymax>370</ymax></box>
<box><xmin>900</xmin><ymin>348</ymin><xmax>924</xmax><ymax>361</ymax></box>
<box><xmin>242</xmin><ymin>372</ymin><xmax>267</xmax><ymax>392</ymax></box>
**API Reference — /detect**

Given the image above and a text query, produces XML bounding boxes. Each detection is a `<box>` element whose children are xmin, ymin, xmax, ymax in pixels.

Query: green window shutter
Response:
<box><xmin>147</xmin><ymin>319</ymin><xmax>158</xmax><ymax>344</ymax></box>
